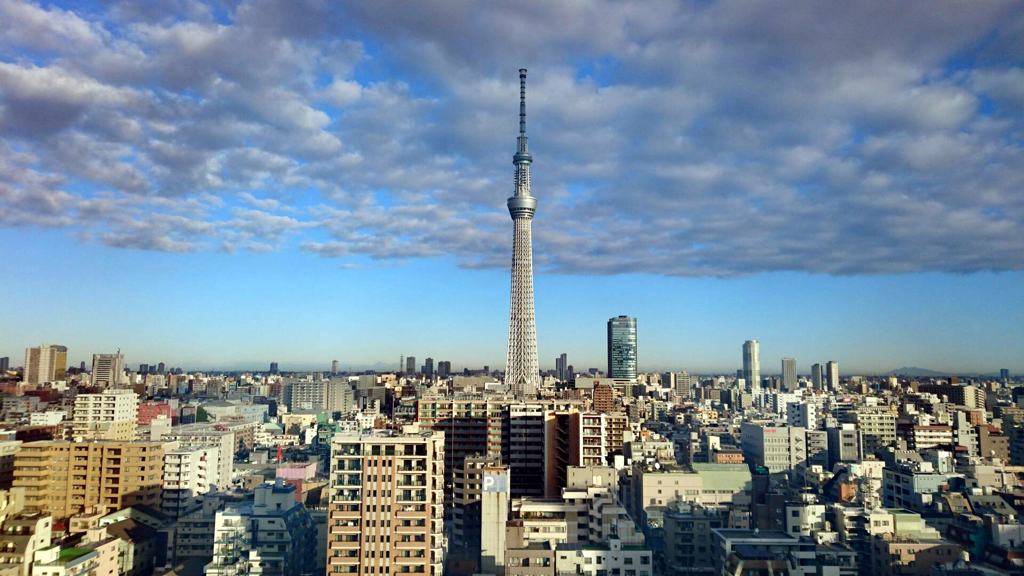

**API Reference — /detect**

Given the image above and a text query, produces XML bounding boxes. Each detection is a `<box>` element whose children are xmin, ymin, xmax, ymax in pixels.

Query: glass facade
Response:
<box><xmin>607</xmin><ymin>316</ymin><xmax>637</xmax><ymax>379</ymax></box>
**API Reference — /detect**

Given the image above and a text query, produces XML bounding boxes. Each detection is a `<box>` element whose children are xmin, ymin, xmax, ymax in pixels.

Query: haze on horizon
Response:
<box><xmin>1</xmin><ymin>0</ymin><xmax>1022</xmax><ymax>375</ymax></box>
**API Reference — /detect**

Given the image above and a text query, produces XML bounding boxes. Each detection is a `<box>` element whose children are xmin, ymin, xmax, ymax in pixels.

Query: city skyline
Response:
<box><xmin>1</xmin><ymin>1</ymin><xmax>1022</xmax><ymax>374</ymax></box>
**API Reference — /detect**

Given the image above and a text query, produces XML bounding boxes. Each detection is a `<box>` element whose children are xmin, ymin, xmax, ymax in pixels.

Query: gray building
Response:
<box><xmin>607</xmin><ymin>316</ymin><xmax>638</xmax><ymax>380</ymax></box>
<box><xmin>740</xmin><ymin>423</ymin><xmax>807</xmax><ymax>483</ymax></box>
<box><xmin>826</xmin><ymin>424</ymin><xmax>863</xmax><ymax>469</ymax></box>
<box><xmin>811</xmin><ymin>363</ymin><xmax>823</xmax><ymax>391</ymax></box>
<box><xmin>424</xmin><ymin>358</ymin><xmax>434</xmax><ymax>378</ymax></box>
<box><xmin>782</xmin><ymin>358</ymin><xmax>796</xmax><ymax>391</ymax></box>
<box><xmin>406</xmin><ymin>356</ymin><xmax>417</xmax><ymax>374</ymax></box>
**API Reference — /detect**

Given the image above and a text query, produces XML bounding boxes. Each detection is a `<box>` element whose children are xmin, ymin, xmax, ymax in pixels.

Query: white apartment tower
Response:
<box><xmin>742</xmin><ymin>340</ymin><xmax>760</xmax><ymax>394</ymax></box>
<box><xmin>162</xmin><ymin>446</ymin><xmax>222</xmax><ymax>518</ymax></box>
<box><xmin>71</xmin><ymin>390</ymin><xmax>139</xmax><ymax>442</ymax></box>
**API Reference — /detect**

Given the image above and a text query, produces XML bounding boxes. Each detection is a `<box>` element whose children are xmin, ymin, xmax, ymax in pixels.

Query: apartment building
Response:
<box><xmin>71</xmin><ymin>391</ymin><xmax>139</xmax><ymax>442</ymax></box>
<box><xmin>12</xmin><ymin>441</ymin><xmax>166</xmax><ymax>519</ymax></box>
<box><xmin>851</xmin><ymin>409</ymin><xmax>897</xmax><ymax>455</ymax></box>
<box><xmin>327</xmin><ymin>430</ymin><xmax>445</xmax><ymax>576</ymax></box>
<box><xmin>206</xmin><ymin>482</ymin><xmax>316</xmax><ymax>576</ymax></box>
<box><xmin>162</xmin><ymin>446</ymin><xmax>222</xmax><ymax>518</ymax></box>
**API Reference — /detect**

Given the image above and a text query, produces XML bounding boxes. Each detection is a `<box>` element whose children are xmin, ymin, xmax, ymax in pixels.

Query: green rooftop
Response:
<box><xmin>58</xmin><ymin>548</ymin><xmax>93</xmax><ymax>563</ymax></box>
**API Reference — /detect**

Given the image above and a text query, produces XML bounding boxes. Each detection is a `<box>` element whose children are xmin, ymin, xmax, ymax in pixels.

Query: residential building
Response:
<box><xmin>826</xmin><ymin>361</ymin><xmax>839</xmax><ymax>390</ymax></box>
<box><xmin>782</xmin><ymin>358</ymin><xmax>797</xmax><ymax>391</ymax></box>
<box><xmin>162</xmin><ymin>446</ymin><xmax>222</xmax><ymax>518</ymax></box>
<box><xmin>23</xmin><ymin>345</ymin><xmax>67</xmax><ymax>385</ymax></box>
<box><xmin>71</xmin><ymin>391</ymin><xmax>139</xmax><ymax>442</ymax></box>
<box><xmin>13</xmin><ymin>441</ymin><xmax>166</xmax><ymax>520</ymax></box>
<box><xmin>327</xmin><ymin>430</ymin><xmax>445</xmax><ymax>576</ymax></box>
<box><xmin>743</xmin><ymin>340</ymin><xmax>760</xmax><ymax>394</ymax></box>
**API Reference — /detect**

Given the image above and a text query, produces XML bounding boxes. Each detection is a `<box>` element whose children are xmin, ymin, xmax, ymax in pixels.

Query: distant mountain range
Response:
<box><xmin>885</xmin><ymin>367</ymin><xmax>1007</xmax><ymax>378</ymax></box>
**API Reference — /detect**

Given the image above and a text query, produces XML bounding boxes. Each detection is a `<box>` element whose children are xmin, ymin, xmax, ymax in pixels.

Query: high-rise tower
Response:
<box><xmin>505</xmin><ymin>69</ymin><xmax>540</xmax><ymax>397</ymax></box>
<box><xmin>743</xmin><ymin>340</ymin><xmax>760</xmax><ymax>394</ymax></box>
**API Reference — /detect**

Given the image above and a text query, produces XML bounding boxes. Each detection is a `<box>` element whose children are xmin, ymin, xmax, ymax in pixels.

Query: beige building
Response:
<box><xmin>869</xmin><ymin>535</ymin><xmax>962</xmax><ymax>576</ymax></box>
<box><xmin>23</xmin><ymin>345</ymin><xmax>67</xmax><ymax>385</ymax></box>
<box><xmin>327</xmin><ymin>430</ymin><xmax>445</xmax><ymax>576</ymax></box>
<box><xmin>0</xmin><ymin>513</ymin><xmax>52</xmax><ymax>576</ymax></box>
<box><xmin>71</xmin><ymin>392</ymin><xmax>139</xmax><ymax>442</ymax></box>
<box><xmin>13</xmin><ymin>441</ymin><xmax>167</xmax><ymax>520</ymax></box>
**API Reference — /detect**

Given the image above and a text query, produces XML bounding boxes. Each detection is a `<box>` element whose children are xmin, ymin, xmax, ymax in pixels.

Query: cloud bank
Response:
<box><xmin>1</xmin><ymin>0</ymin><xmax>1023</xmax><ymax>276</ymax></box>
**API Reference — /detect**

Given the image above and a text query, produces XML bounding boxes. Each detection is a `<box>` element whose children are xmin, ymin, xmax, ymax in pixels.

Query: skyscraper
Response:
<box><xmin>406</xmin><ymin>356</ymin><xmax>417</xmax><ymax>375</ymax></box>
<box><xmin>424</xmin><ymin>357</ymin><xmax>434</xmax><ymax>378</ymax></box>
<box><xmin>23</xmin><ymin>344</ymin><xmax>67</xmax><ymax>384</ymax></box>
<box><xmin>811</xmin><ymin>363</ymin><xmax>823</xmax><ymax>390</ymax></box>
<box><xmin>826</xmin><ymin>360</ymin><xmax>839</xmax><ymax>390</ymax></box>
<box><xmin>331</xmin><ymin>359</ymin><xmax>339</xmax><ymax>375</ymax></box>
<box><xmin>91</xmin><ymin>352</ymin><xmax>125</xmax><ymax>387</ymax></box>
<box><xmin>157</xmin><ymin>361</ymin><xmax>165</xmax><ymax>374</ymax></box>
<box><xmin>0</xmin><ymin>357</ymin><xmax>9</xmax><ymax>374</ymax></box>
<box><xmin>1001</xmin><ymin>368</ymin><xmax>1010</xmax><ymax>385</ymax></box>
<box><xmin>607</xmin><ymin>316</ymin><xmax>638</xmax><ymax>380</ymax></box>
<box><xmin>781</xmin><ymin>358</ymin><xmax>796</xmax><ymax>391</ymax></box>
<box><xmin>742</xmin><ymin>340</ymin><xmax>761</xmax><ymax>394</ymax></box>
<box><xmin>270</xmin><ymin>361</ymin><xmax>279</xmax><ymax>374</ymax></box>
<box><xmin>505</xmin><ymin>69</ymin><xmax>540</xmax><ymax>398</ymax></box>
<box><xmin>555</xmin><ymin>353</ymin><xmax>568</xmax><ymax>381</ymax></box>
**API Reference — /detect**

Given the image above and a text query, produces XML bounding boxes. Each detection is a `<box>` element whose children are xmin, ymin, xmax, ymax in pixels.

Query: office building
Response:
<box><xmin>91</xmin><ymin>353</ymin><xmax>125</xmax><ymax>387</ymax></box>
<box><xmin>607</xmin><ymin>316</ymin><xmax>638</xmax><ymax>380</ymax></box>
<box><xmin>424</xmin><ymin>358</ymin><xmax>434</xmax><ymax>378</ymax></box>
<box><xmin>23</xmin><ymin>344</ymin><xmax>67</xmax><ymax>384</ymax></box>
<box><xmin>740</xmin><ymin>424</ymin><xmax>807</xmax><ymax>483</ymax></box>
<box><xmin>782</xmin><ymin>358</ymin><xmax>796</xmax><ymax>391</ymax></box>
<box><xmin>270</xmin><ymin>362</ymin><xmax>279</xmax><ymax>374</ymax></box>
<box><xmin>826</xmin><ymin>360</ymin><xmax>839</xmax><ymax>390</ymax></box>
<box><xmin>327</xmin><ymin>430</ymin><xmax>445</xmax><ymax>576</ymax></box>
<box><xmin>332</xmin><ymin>360</ymin><xmax>339</xmax><ymax>375</ymax></box>
<box><xmin>437</xmin><ymin>361</ymin><xmax>451</xmax><ymax>379</ymax></box>
<box><xmin>71</xmin><ymin>390</ymin><xmax>139</xmax><ymax>442</ymax></box>
<box><xmin>743</xmin><ymin>340</ymin><xmax>760</xmax><ymax>393</ymax></box>
<box><xmin>1001</xmin><ymin>368</ymin><xmax>1010</xmax><ymax>385</ymax></box>
<box><xmin>0</xmin><ymin>357</ymin><xmax>9</xmax><ymax>374</ymax></box>
<box><xmin>157</xmin><ymin>361</ymin><xmax>165</xmax><ymax>374</ymax></box>
<box><xmin>13</xmin><ymin>440</ymin><xmax>167</xmax><ymax>520</ymax></box>
<box><xmin>811</xmin><ymin>363</ymin><xmax>823</xmax><ymax>391</ymax></box>
<box><xmin>406</xmin><ymin>356</ymin><xmax>417</xmax><ymax>375</ymax></box>
<box><xmin>555</xmin><ymin>353</ymin><xmax>568</xmax><ymax>381</ymax></box>
<box><xmin>826</xmin><ymin>424</ymin><xmax>863</xmax><ymax>469</ymax></box>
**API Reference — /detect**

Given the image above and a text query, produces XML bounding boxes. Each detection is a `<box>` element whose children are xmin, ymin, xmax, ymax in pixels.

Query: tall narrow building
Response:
<box><xmin>781</xmin><ymin>357</ymin><xmax>796</xmax><ymax>391</ymax></box>
<box><xmin>91</xmin><ymin>352</ymin><xmax>125</xmax><ymax>387</ymax></box>
<box><xmin>607</xmin><ymin>316</ymin><xmax>638</xmax><ymax>380</ymax></box>
<box><xmin>504</xmin><ymin>68</ymin><xmax>540</xmax><ymax>398</ymax></box>
<box><xmin>826</xmin><ymin>360</ymin><xmax>840</xmax><ymax>390</ymax></box>
<box><xmin>743</xmin><ymin>340</ymin><xmax>760</xmax><ymax>394</ymax></box>
<box><xmin>23</xmin><ymin>344</ymin><xmax>67</xmax><ymax>384</ymax></box>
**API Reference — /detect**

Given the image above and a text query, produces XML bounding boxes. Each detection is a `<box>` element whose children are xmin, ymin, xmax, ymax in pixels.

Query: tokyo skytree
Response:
<box><xmin>504</xmin><ymin>68</ymin><xmax>539</xmax><ymax>397</ymax></box>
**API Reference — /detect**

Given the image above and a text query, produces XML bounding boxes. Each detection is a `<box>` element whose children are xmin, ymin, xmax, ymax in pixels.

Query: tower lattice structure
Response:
<box><xmin>504</xmin><ymin>69</ymin><xmax>539</xmax><ymax>398</ymax></box>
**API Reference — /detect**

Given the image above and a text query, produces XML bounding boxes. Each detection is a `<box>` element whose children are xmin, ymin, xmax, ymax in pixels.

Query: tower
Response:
<box><xmin>607</xmin><ymin>316</ymin><xmax>638</xmax><ymax>380</ymax></box>
<box><xmin>504</xmin><ymin>68</ymin><xmax>540</xmax><ymax>398</ymax></box>
<box><xmin>743</xmin><ymin>340</ymin><xmax>760</xmax><ymax>394</ymax></box>
<box><xmin>781</xmin><ymin>357</ymin><xmax>796</xmax><ymax>391</ymax></box>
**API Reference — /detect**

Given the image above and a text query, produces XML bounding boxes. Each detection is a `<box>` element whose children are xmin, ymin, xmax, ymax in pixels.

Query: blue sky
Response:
<box><xmin>1</xmin><ymin>0</ymin><xmax>1023</xmax><ymax>373</ymax></box>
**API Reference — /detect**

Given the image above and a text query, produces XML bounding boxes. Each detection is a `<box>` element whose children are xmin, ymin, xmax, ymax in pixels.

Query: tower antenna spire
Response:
<box><xmin>519</xmin><ymin>68</ymin><xmax>527</xmax><ymax>136</ymax></box>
